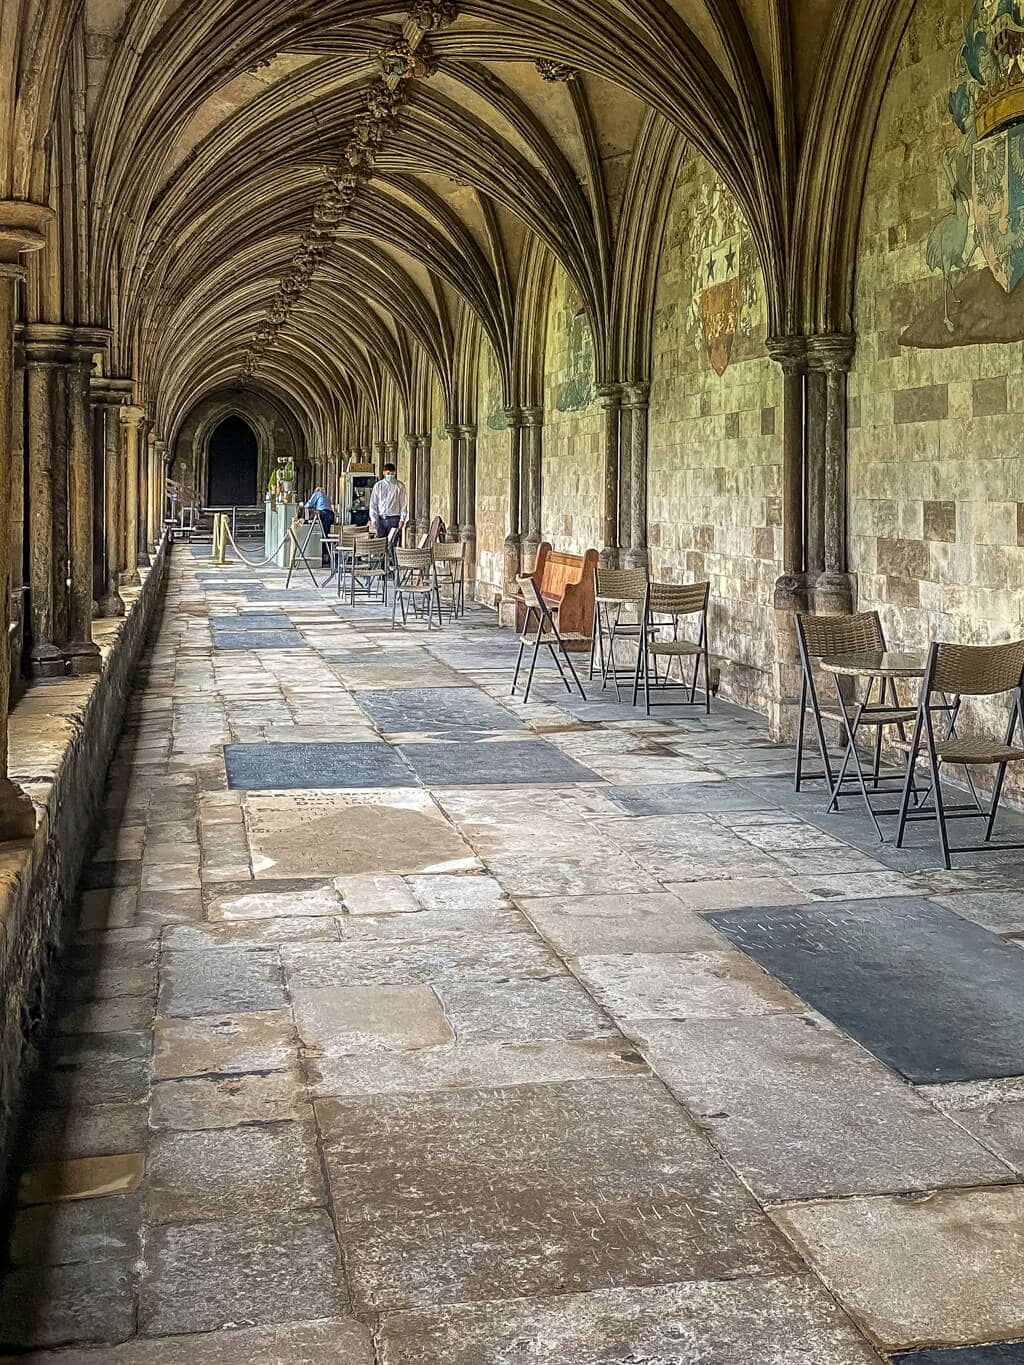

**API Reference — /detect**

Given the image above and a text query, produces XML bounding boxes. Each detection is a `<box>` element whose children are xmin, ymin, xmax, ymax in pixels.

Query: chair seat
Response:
<box><xmin>935</xmin><ymin>738</ymin><xmax>1024</xmax><ymax>765</ymax></box>
<box><xmin>854</xmin><ymin>707</ymin><xmax>916</xmax><ymax>727</ymax></box>
<box><xmin>649</xmin><ymin>640</ymin><xmax>702</xmax><ymax>656</ymax></box>
<box><xmin>521</xmin><ymin>631</ymin><xmax>590</xmax><ymax>645</ymax></box>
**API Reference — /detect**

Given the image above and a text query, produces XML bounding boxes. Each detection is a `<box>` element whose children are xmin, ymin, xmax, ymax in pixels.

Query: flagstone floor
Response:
<box><xmin>5</xmin><ymin>546</ymin><xmax>1024</xmax><ymax>1362</ymax></box>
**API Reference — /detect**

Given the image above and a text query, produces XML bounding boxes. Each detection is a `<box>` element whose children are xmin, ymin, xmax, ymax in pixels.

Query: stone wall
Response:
<box><xmin>475</xmin><ymin>345</ymin><xmax>509</xmax><ymax>604</ymax></box>
<box><xmin>850</xmin><ymin>0</ymin><xmax>1024</xmax><ymax>779</ymax></box>
<box><xmin>171</xmin><ymin>391</ymin><xmax>301</xmax><ymax>502</ymax></box>
<box><xmin>648</xmin><ymin>154</ymin><xmax>782</xmax><ymax>712</ymax></box>
<box><xmin>0</xmin><ymin>540</ymin><xmax>168</xmax><ymax>1182</ymax></box>
<box><xmin>540</xmin><ymin>265</ymin><xmax>604</xmax><ymax>556</ymax></box>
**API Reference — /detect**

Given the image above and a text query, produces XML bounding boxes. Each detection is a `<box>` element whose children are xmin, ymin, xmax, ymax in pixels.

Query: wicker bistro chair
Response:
<box><xmin>322</xmin><ymin>523</ymin><xmax>362</xmax><ymax>592</ymax></box>
<box><xmin>346</xmin><ymin>533</ymin><xmax>389</xmax><ymax>605</ymax></box>
<box><xmin>795</xmin><ymin>611</ymin><xmax>892</xmax><ymax>792</ymax></box>
<box><xmin>632</xmin><ymin>581</ymin><xmax>712</xmax><ymax>716</ymax></box>
<box><xmin>590</xmin><ymin>567</ymin><xmax>649</xmax><ymax>700</ymax></box>
<box><xmin>432</xmin><ymin>540</ymin><xmax>467</xmax><ymax>622</ymax></box>
<box><xmin>512</xmin><ymin>574</ymin><xmax>588</xmax><ymax>705</ymax></box>
<box><xmin>895</xmin><ymin>639</ymin><xmax>1024</xmax><ymax>868</ymax></box>
<box><xmin>391</xmin><ymin>547</ymin><xmax>443</xmax><ymax>630</ymax></box>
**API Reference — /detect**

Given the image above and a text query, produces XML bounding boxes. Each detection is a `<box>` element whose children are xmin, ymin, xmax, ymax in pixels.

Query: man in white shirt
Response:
<box><xmin>369</xmin><ymin>463</ymin><xmax>409</xmax><ymax>542</ymax></box>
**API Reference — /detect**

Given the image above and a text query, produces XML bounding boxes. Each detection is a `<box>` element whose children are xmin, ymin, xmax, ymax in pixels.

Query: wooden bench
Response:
<box><xmin>515</xmin><ymin>542</ymin><xmax>598</xmax><ymax>653</ymax></box>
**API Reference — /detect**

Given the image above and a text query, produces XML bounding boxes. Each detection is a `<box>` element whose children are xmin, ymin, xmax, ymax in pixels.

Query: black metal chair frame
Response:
<box><xmin>391</xmin><ymin>549</ymin><xmax>443</xmax><ymax>631</ymax></box>
<box><xmin>346</xmin><ymin>533</ymin><xmax>389</xmax><ymax>605</ymax></box>
<box><xmin>896</xmin><ymin>641</ymin><xmax>1024</xmax><ymax>868</ymax></box>
<box><xmin>631</xmin><ymin>582</ymin><xmax>712</xmax><ymax>716</ymax></box>
<box><xmin>512</xmin><ymin>575</ymin><xmax>587</xmax><ymax>705</ymax></box>
<box><xmin>432</xmin><ymin>542</ymin><xmax>467</xmax><ymax>623</ymax></box>
<box><xmin>589</xmin><ymin>568</ymin><xmax>648</xmax><ymax>702</ymax></box>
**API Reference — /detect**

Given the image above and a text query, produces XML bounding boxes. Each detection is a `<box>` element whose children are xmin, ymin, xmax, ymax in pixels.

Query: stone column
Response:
<box><xmin>807</xmin><ymin>334</ymin><xmax>856</xmax><ymax>615</ymax></box>
<box><xmin>0</xmin><ymin>203</ymin><xmax>54</xmax><ymax>838</ymax></box>
<box><xmin>374</xmin><ymin>439</ymin><xmax>387</xmax><ymax>478</ymax></box>
<box><xmin>416</xmin><ymin>434</ymin><xmax>432</xmax><ymax>534</ymax></box>
<box><xmin>405</xmin><ymin>435</ymin><xmax>419</xmax><ymax>544</ymax></box>
<box><xmin>502</xmin><ymin>407</ymin><xmax>524</xmax><ymax>596</ymax></box>
<box><xmin>154</xmin><ymin>439</ymin><xmax>168</xmax><ymax>548</ymax></box>
<box><xmin>95</xmin><ymin>396</ymin><xmax>125</xmax><ymax>617</ymax></box>
<box><xmin>767</xmin><ymin>336</ymin><xmax>809</xmax><ymax>740</ymax></box>
<box><xmin>623</xmin><ymin>382</ymin><xmax>651</xmax><ymax>570</ymax></box>
<box><xmin>458</xmin><ymin>423</ymin><xmax>477</xmax><ymax>595</ymax></box>
<box><xmin>23</xmin><ymin>326</ymin><xmax>71</xmax><ymax>676</ymax></box>
<box><xmin>597</xmin><ymin>384</ymin><xmax>622</xmax><ymax>568</ymax></box>
<box><xmin>521</xmin><ymin>405</ymin><xmax>543</xmax><ymax>574</ymax></box>
<box><xmin>445</xmin><ymin>424</ymin><xmax>461</xmax><ymax>536</ymax></box>
<box><xmin>10</xmin><ymin>334</ymin><xmax>26</xmax><ymax>674</ymax></box>
<box><xmin>64</xmin><ymin>347</ymin><xmax>101</xmax><ymax>672</ymax></box>
<box><xmin>120</xmin><ymin>405</ymin><xmax>145</xmax><ymax>585</ymax></box>
<box><xmin>137</xmin><ymin>419</ymin><xmax>151</xmax><ymax>568</ymax></box>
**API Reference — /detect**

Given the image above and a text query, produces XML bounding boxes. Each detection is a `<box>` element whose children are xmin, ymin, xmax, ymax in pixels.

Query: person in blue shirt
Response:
<box><xmin>306</xmin><ymin>487</ymin><xmax>335</xmax><ymax>537</ymax></box>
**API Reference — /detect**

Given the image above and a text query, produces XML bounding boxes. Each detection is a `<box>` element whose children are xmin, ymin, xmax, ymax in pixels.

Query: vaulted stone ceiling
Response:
<box><xmin>29</xmin><ymin>0</ymin><xmax>913</xmax><ymax>452</ymax></box>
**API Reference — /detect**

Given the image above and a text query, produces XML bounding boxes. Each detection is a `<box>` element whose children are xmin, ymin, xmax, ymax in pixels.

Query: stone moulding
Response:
<box><xmin>0</xmin><ymin>535</ymin><xmax>170</xmax><ymax>1185</ymax></box>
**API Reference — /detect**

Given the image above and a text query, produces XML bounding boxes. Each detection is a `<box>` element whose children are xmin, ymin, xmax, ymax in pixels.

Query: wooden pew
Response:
<box><xmin>515</xmin><ymin>542</ymin><xmax>598</xmax><ymax>652</ymax></box>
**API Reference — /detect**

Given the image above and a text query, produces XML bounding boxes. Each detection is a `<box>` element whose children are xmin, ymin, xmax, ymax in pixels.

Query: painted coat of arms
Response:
<box><xmin>687</xmin><ymin>181</ymin><xmax>759</xmax><ymax>375</ymax></box>
<box><xmin>904</xmin><ymin>0</ymin><xmax>1024</xmax><ymax>346</ymax></box>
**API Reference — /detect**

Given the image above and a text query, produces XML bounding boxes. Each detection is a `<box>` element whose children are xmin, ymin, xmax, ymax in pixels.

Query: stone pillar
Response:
<box><xmin>23</xmin><ymin>327</ymin><xmax>71</xmax><ymax>676</ymax></box>
<box><xmin>623</xmin><ymin>382</ymin><xmax>651</xmax><ymax>570</ymax></box>
<box><xmin>521</xmin><ymin>405</ymin><xmax>543</xmax><ymax>574</ymax></box>
<box><xmin>374</xmin><ymin>439</ymin><xmax>387</xmax><ymax>478</ymax></box>
<box><xmin>136</xmin><ymin>419</ymin><xmax>151</xmax><ymax>568</ymax></box>
<box><xmin>458</xmin><ymin>423</ymin><xmax>477</xmax><ymax>595</ymax></box>
<box><xmin>405</xmin><ymin>435</ymin><xmax>419</xmax><ymax>544</ymax></box>
<box><xmin>154</xmin><ymin>439</ymin><xmax>168</xmax><ymax>548</ymax></box>
<box><xmin>0</xmin><ymin>203</ymin><xmax>54</xmax><ymax>838</ymax></box>
<box><xmin>96</xmin><ymin>397</ymin><xmax>125</xmax><ymax>617</ymax></box>
<box><xmin>10</xmin><ymin>335</ymin><xmax>26</xmax><ymax>674</ymax></box>
<box><xmin>417</xmin><ymin>434</ymin><xmax>432</xmax><ymax>533</ymax></box>
<box><xmin>807</xmin><ymin>334</ymin><xmax>856</xmax><ymax>615</ymax></box>
<box><xmin>503</xmin><ymin>407</ymin><xmax>524</xmax><ymax>596</ymax></box>
<box><xmin>64</xmin><ymin>348</ymin><xmax>101</xmax><ymax>672</ymax></box>
<box><xmin>120</xmin><ymin>405</ymin><xmax>145</xmax><ymax>585</ymax></box>
<box><xmin>767</xmin><ymin>336</ymin><xmax>809</xmax><ymax>740</ymax></box>
<box><xmin>597</xmin><ymin>384</ymin><xmax>622</xmax><ymax>568</ymax></box>
<box><xmin>445</xmin><ymin>424</ymin><xmax>461</xmax><ymax>536</ymax></box>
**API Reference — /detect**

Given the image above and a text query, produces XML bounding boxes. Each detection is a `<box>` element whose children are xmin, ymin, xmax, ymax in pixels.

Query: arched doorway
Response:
<box><xmin>207</xmin><ymin>416</ymin><xmax>258</xmax><ymax>505</ymax></box>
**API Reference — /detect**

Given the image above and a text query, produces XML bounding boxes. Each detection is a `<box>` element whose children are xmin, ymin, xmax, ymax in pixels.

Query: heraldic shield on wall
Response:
<box><xmin>685</xmin><ymin>177</ymin><xmax>760</xmax><ymax>377</ymax></box>
<box><xmin>904</xmin><ymin>0</ymin><xmax>1024</xmax><ymax>346</ymax></box>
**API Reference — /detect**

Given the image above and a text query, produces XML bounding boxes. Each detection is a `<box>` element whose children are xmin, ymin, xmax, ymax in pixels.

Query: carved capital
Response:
<box><xmin>521</xmin><ymin>405</ymin><xmax>544</xmax><ymax>427</ymax></box>
<box><xmin>0</xmin><ymin>201</ymin><xmax>54</xmax><ymax>262</ymax></box>
<box><xmin>120</xmin><ymin>404</ymin><xmax>146</xmax><ymax>431</ymax></box>
<box><xmin>804</xmin><ymin>333</ymin><xmax>856</xmax><ymax>374</ymax></box>
<box><xmin>766</xmin><ymin>336</ymin><xmax>808</xmax><ymax>375</ymax></box>
<box><xmin>456</xmin><ymin>424</ymin><xmax>477</xmax><ymax>441</ymax></box>
<box><xmin>622</xmin><ymin>381</ymin><xmax>650</xmax><ymax>410</ymax></box>
<box><xmin>22</xmin><ymin>323</ymin><xmax>75</xmax><ymax>368</ymax></box>
<box><xmin>596</xmin><ymin>383</ymin><xmax>623</xmax><ymax>409</ymax></box>
<box><xmin>503</xmin><ymin>405</ymin><xmax>524</xmax><ymax>428</ymax></box>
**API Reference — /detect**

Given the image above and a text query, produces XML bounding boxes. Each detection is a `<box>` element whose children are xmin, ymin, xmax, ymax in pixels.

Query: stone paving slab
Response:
<box><xmin>209</xmin><ymin>630</ymin><xmax>305</xmax><ymax>650</ymax></box>
<box><xmin>354</xmin><ymin>686</ymin><xmax>526</xmax><ymax>735</ymax></box>
<box><xmin>399</xmin><ymin>739</ymin><xmax>602</xmax><ymax>786</ymax></box>
<box><xmin>710</xmin><ymin>897</ymin><xmax>1024</xmax><ymax>1083</ymax></box>
<box><xmin>139</xmin><ymin>1209</ymin><xmax>348</xmax><ymax>1336</ymax></box>
<box><xmin>376</xmin><ymin>1273</ymin><xmax>884</xmax><ymax>1364</ymax></box>
<box><xmin>317</xmin><ymin>1077</ymin><xmax>800</xmax><ymax>1312</ymax></box>
<box><xmin>243</xmin><ymin>790</ymin><xmax>479</xmax><ymax>877</ymax></box>
<box><xmin>894</xmin><ymin>1348</ymin><xmax>1024</xmax><ymax>1363</ymax></box>
<box><xmin>571</xmin><ymin>950</ymin><xmax>804</xmax><ymax>1022</ymax></box>
<box><xmin>636</xmin><ymin>1013</ymin><xmax>1013</xmax><ymax>1200</ymax></box>
<box><xmin>605</xmin><ymin>780</ymin><xmax>773</xmax><ymax>814</ymax></box>
<box><xmin>0</xmin><ymin>1319</ymin><xmax>375</xmax><ymax>1364</ymax></box>
<box><xmin>772</xmin><ymin>1186</ymin><xmax>1024</xmax><ymax>1351</ymax></box>
<box><xmin>224</xmin><ymin>741</ymin><xmax>411</xmax><ymax>790</ymax></box>
<box><xmin>518</xmin><ymin>892</ymin><xmax>731</xmax><ymax>955</ymax></box>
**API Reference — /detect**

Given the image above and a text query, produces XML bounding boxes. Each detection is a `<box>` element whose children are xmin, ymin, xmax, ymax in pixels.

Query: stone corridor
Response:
<box><xmin>4</xmin><ymin>546</ymin><xmax>1024</xmax><ymax>1362</ymax></box>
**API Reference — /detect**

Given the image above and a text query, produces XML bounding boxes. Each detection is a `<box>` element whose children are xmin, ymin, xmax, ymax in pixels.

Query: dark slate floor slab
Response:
<box><xmin>214</xmin><ymin>611</ymin><xmax>293</xmax><ymax>631</ymax></box>
<box><xmin>895</xmin><ymin>1348</ymin><xmax>1024</xmax><ymax>1363</ymax></box>
<box><xmin>607</xmin><ymin>781</ymin><xmax>771</xmax><ymax>815</ymax></box>
<box><xmin>212</xmin><ymin>630</ymin><xmax>305</xmax><ymax>651</ymax></box>
<box><xmin>399</xmin><ymin>740</ymin><xmax>601</xmax><ymax>787</ymax></box>
<box><xmin>224</xmin><ymin>742</ymin><xmax>415</xmax><ymax>790</ymax></box>
<box><xmin>355</xmin><ymin>687</ymin><xmax>524</xmax><ymax>736</ymax></box>
<box><xmin>709</xmin><ymin>897</ymin><xmax>1024</xmax><ymax>1084</ymax></box>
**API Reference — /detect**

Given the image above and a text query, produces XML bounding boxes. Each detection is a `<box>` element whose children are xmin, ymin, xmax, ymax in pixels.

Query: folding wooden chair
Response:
<box><xmin>512</xmin><ymin>574</ymin><xmax>587</xmax><ymax>704</ymax></box>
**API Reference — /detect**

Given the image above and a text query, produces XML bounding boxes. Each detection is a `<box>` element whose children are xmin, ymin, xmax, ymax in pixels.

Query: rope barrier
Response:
<box><xmin>220</xmin><ymin>516</ymin><xmax>296</xmax><ymax>569</ymax></box>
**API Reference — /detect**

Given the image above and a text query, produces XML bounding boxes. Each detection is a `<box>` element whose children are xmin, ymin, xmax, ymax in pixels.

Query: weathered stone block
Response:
<box><xmin>893</xmin><ymin>384</ymin><xmax>947</xmax><ymax>424</ymax></box>
<box><xmin>875</xmin><ymin>537</ymin><xmax>929</xmax><ymax>579</ymax></box>
<box><xmin>973</xmin><ymin>375</ymin><xmax>1008</xmax><ymax>417</ymax></box>
<box><xmin>922</xmin><ymin>500</ymin><xmax>956</xmax><ymax>542</ymax></box>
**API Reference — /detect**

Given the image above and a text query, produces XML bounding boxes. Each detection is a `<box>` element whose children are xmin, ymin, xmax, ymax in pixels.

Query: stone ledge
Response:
<box><xmin>0</xmin><ymin>537</ymin><xmax>169</xmax><ymax>1181</ymax></box>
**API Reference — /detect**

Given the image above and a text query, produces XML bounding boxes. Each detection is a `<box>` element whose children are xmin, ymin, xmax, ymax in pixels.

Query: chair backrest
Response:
<box><xmin>432</xmin><ymin>541</ymin><xmax>465</xmax><ymax>562</ymax></box>
<box><xmin>927</xmin><ymin>639</ymin><xmax>1024</xmax><ymax>697</ymax></box>
<box><xmin>339</xmin><ymin>524</ymin><xmax>361</xmax><ymax>546</ymax></box>
<box><xmin>355</xmin><ymin>534</ymin><xmax>388</xmax><ymax>558</ymax></box>
<box><xmin>516</xmin><ymin>573</ymin><xmax>552</xmax><ymax>621</ymax></box>
<box><xmin>648</xmin><ymin>581</ymin><xmax>709</xmax><ymax>617</ymax></box>
<box><xmin>394</xmin><ymin>547</ymin><xmax>433</xmax><ymax>572</ymax></box>
<box><xmin>595</xmin><ymin>567</ymin><xmax>648</xmax><ymax>603</ymax></box>
<box><xmin>798</xmin><ymin>610</ymin><xmax>884</xmax><ymax>659</ymax></box>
